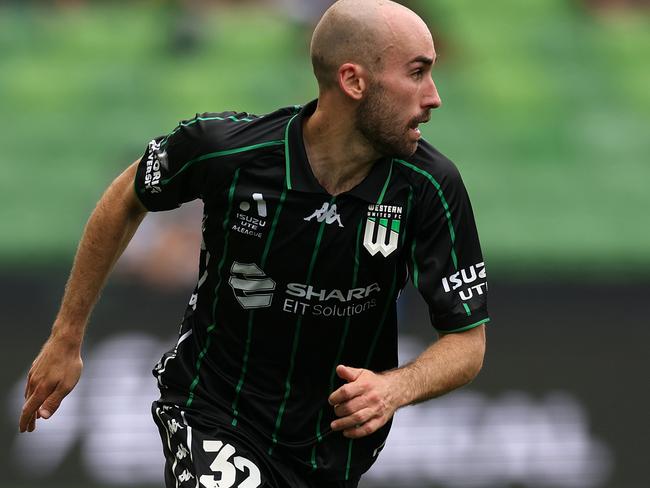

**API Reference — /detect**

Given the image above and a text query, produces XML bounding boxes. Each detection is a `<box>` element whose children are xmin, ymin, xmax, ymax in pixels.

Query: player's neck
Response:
<box><xmin>303</xmin><ymin>102</ymin><xmax>381</xmax><ymax>196</ymax></box>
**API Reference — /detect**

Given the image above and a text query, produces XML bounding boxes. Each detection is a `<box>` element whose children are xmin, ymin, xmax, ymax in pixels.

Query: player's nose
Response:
<box><xmin>423</xmin><ymin>77</ymin><xmax>442</xmax><ymax>109</ymax></box>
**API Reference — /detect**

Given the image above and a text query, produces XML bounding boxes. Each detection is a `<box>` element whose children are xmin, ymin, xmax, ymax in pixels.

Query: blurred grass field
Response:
<box><xmin>1</xmin><ymin>0</ymin><xmax>649</xmax><ymax>278</ymax></box>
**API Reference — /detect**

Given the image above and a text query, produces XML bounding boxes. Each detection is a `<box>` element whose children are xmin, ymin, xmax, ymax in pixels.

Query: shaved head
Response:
<box><xmin>310</xmin><ymin>0</ymin><xmax>431</xmax><ymax>90</ymax></box>
<box><xmin>307</xmin><ymin>0</ymin><xmax>440</xmax><ymax>159</ymax></box>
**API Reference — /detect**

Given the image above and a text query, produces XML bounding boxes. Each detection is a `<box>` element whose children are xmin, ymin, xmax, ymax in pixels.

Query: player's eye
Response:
<box><xmin>411</xmin><ymin>69</ymin><xmax>424</xmax><ymax>80</ymax></box>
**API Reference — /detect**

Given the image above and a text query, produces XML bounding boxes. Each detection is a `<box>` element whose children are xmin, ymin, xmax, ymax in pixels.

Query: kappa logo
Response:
<box><xmin>363</xmin><ymin>204</ymin><xmax>403</xmax><ymax>257</ymax></box>
<box><xmin>228</xmin><ymin>262</ymin><xmax>276</xmax><ymax>309</ymax></box>
<box><xmin>304</xmin><ymin>202</ymin><xmax>344</xmax><ymax>227</ymax></box>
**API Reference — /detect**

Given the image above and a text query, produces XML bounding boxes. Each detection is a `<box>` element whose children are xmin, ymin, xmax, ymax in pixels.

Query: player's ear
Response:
<box><xmin>338</xmin><ymin>63</ymin><xmax>367</xmax><ymax>100</ymax></box>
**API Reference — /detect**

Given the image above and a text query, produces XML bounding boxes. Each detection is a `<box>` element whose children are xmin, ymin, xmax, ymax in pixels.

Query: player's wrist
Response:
<box><xmin>381</xmin><ymin>368</ymin><xmax>415</xmax><ymax>410</ymax></box>
<box><xmin>50</xmin><ymin>321</ymin><xmax>85</xmax><ymax>350</ymax></box>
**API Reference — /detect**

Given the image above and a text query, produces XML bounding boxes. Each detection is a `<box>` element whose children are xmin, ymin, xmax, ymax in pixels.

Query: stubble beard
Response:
<box><xmin>356</xmin><ymin>82</ymin><xmax>418</xmax><ymax>159</ymax></box>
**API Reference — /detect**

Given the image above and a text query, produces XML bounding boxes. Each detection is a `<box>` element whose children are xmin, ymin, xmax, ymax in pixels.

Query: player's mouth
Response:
<box><xmin>408</xmin><ymin>116</ymin><xmax>430</xmax><ymax>140</ymax></box>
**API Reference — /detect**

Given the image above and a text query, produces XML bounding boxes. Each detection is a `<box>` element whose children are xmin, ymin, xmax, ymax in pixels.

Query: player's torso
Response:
<box><xmin>152</xmin><ymin>104</ymin><xmax>425</xmax><ymax>477</ymax></box>
<box><xmin>196</xmin><ymin>157</ymin><xmax>413</xmax><ymax>375</ymax></box>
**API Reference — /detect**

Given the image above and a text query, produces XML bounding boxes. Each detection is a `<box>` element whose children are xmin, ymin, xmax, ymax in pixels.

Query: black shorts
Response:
<box><xmin>152</xmin><ymin>401</ymin><xmax>360</xmax><ymax>488</ymax></box>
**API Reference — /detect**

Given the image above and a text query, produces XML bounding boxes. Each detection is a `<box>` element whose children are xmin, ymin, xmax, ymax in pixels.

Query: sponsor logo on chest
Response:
<box><xmin>226</xmin><ymin>262</ymin><xmax>380</xmax><ymax>318</ymax></box>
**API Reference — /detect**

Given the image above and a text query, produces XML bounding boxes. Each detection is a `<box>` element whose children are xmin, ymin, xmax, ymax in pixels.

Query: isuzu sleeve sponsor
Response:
<box><xmin>401</xmin><ymin>153</ymin><xmax>489</xmax><ymax>333</ymax></box>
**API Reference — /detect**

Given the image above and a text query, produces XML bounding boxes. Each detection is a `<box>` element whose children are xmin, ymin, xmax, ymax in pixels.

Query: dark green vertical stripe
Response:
<box><xmin>364</xmin><ymin>272</ymin><xmax>398</xmax><ymax>369</ymax></box>
<box><xmin>269</xmin><ymin>196</ymin><xmax>335</xmax><ymax>455</ymax></box>
<box><xmin>231</xmin><ymin>312</ymin><xmax>255</xmax><ymax>426</ymax></box>
<box><xmin>186</xmin><ymin>168</ymin><xmax>240</xmax><ymax>407</ymax></box>
<box><xmin>261</xmin><ymin>188</ymin><xmax>288</xmax><ymax>264</ymax></box>
<box><xmin>377</xmin><ymin>160</ymin><xmax>394</xmax><ymax>204</ymax></box>
<box><xmin>404</xmin><ymin>186</ymin><xmax>419</xmax><ymax>289</ymax></box>
<box><xmin>343</xmin><ymin>171</ymin><xmax>404</xmax><ymax>477</ymax></box>
<box><xmin>345</xmin><ymin>438</ymin><xmax>354</xmax><ymax>481</ymax></box>
<box><xmin>404</xmin><ymin>187</ymin><xmax>414</xmax><ymax>246</ymax></box>
<box><xmin>345</xmin><ymin>231</ymin><xmax>400</xmax><ymax>478</ymax></box>
<box><xmin>410</xmin><ymin>238</ymin><xmax>419</xmax><ymax>289</ymax></box>
<box><xmin>284</xmin><ymin>114</ymin><xmax>300</xmax><ymax>190</ymax></box>
<box><xmin>344</xmin><ymin>270</ymin><xmax>398</xmax><ymax>480</ymax></box>
<box><xmin>231</xmin><ymin>187</ymin><xmax>289</xmax><ymax>426</ymax></box>
<box><xmin>310</xmin><ymin>220</ymin><xmax>363</xmax><ymax>470</ymax></box>
<box><xmin>395</xmin><ymin>159</ymin><xmax>460</xmax><ymax>271</ymax></box>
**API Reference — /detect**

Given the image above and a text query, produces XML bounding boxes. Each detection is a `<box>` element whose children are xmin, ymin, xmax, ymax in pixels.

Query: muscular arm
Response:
<box><xmin>19</xmin><ymin>161</ymin><xmax>147</xmax><ymax>432</ymax></box>
<box><xmin>329</xmin><ymin>324</ymin><xmax>486</xmax><ymax>438</ymax></box>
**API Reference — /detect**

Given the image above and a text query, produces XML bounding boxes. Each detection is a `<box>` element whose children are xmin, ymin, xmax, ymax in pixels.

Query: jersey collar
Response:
<box><xmin>285</xmin><ymin>99</ymin><xmax>394</xmax><ymax>203</ymax></box>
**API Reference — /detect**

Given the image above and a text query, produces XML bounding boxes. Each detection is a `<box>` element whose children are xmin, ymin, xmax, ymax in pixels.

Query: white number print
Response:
<box><xmin>199</xmin><ymin>440</ymin><xmax>261</xmax><ymax>488</ymax></box>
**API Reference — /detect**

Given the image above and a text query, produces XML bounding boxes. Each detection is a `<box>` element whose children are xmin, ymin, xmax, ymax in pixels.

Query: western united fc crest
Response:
<box><xmin>363</xmin><ymin>204</ymin><xmax>403</xmax><ymax>257</ymax></box>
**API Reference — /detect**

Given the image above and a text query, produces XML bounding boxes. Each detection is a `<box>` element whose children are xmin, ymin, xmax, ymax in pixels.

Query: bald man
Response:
<box><xmin>20</xmin><ymin>1</ymin><xmax>489</xmax><ymax>487</ymax></box>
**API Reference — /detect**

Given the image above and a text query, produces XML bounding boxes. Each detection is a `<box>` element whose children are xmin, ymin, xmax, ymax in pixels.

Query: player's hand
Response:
<box><xmin>19</xmin><ymin>333</ymin><xmax>83</xmax><ymax>433</ymax></box>
<box><xmin>328</xmin><ymin>365</ymin><xmax>400</xmax><ymax>439</ymax></box>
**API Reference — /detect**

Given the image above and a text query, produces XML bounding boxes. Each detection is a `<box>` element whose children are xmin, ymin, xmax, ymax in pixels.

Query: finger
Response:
<box><xmin>336</xmin><ymin>365</ymin><xmax>364</xmax><ymax>382</ymax></box>
<box><xmin>330</xmin><ymin>407</ymin><xmax>374</xmax><ymax>432</ymax></box>
<box><xmin>40</xmin><ymin>379</ymin><xmax>75</xmax><ymax>420</ymax></box>
<box><xmin>333</xmin><ymin>395</ymin><xmax>369</xmax><ymax>418</ymax></box>
<box><xmin>24</xmin><ymin>376</ymin><xmax>31</xmax><ymax>399</ymax></box>
<box><xmin>328</xmin><ymin>381</ymin><xmax>364</xmax><ymax>406</ymax></box>
<box><xmin>19</xmin><ymin>384</ymin><xmax>56</xmax><ymax>432</ymax></box>
<box><xmin>20</xmin><ymin>399</ymin><xmax>40</xmax><ymax>433</ymax></box>
<box><xmin>28</xmin><ymin>414</ymin><xmax>36</xmax><ymax>433</ymax></box>
<box><xmin>343</xmin><ymin>417</ymin><xmax>384</xmax><ymax>439</ymax></box>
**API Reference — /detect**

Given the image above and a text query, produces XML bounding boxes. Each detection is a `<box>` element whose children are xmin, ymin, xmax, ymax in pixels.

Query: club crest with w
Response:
<box><xmin>363</xmin><ymin>204</ymin><xmax>403</xmax><ymax>257</ymax></box>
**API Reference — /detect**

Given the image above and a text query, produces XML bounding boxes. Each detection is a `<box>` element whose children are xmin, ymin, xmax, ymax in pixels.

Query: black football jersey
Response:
<box><xmin>134</xmin><ymin>100</ymin><xmax>490</xmax><ymax>481</ymax></box>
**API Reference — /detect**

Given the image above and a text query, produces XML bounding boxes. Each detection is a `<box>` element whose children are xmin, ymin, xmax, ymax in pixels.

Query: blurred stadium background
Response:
<box><xmin>1</xmin><ymin>0</ymin><xmax>648</xmax><ymax>487</ymax></box>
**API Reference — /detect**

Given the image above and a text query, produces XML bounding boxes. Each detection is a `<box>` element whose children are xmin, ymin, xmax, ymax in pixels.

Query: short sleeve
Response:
<box><xmin>134</xmin><ymin>116</ymin><xmax>214</xmax><ymax>211</ymax></box>
<box><xmin>408</xmin><ymin>166</ymin><xmax>490</xmax><ymax>333</ymax></box>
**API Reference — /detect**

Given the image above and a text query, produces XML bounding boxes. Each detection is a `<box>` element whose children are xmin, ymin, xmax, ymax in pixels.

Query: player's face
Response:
<box><xmin>356</xmin><ymin>27</ymin><xmax>441</xmax><ymax>158</ymax></box>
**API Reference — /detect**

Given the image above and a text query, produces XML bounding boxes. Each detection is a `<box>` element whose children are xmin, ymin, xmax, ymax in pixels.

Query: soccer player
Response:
<box><xmin>19</xmin><ymin>1</ymin><xmax>489</xmax><ymax>487</ymax></box>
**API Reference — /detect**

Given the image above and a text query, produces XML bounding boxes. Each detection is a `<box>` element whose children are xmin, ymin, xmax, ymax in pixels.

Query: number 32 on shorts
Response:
<box><xmin>200</xmin><ymin>440</ymin><xmax>261</xmax><ymax>488</ymax></box>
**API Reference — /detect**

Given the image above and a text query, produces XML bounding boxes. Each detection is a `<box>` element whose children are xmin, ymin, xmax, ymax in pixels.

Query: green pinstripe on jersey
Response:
<box><xmin>231</xmin><ymin>185</ymin><xmax>290</xmax><ymax>426</ymax></box>
<box><xmin>341</xmin><ymin>166</ymin><xmax>399</xmax><ymax>479</ymax></box>
<box><xmin>284</xmin><ymin>113</ymin><xmax>300</xmax><ymax>190</ymax></box>
<box><xmin>230</xmin><ymin>313</ymin><xmax>255</xmax><ymax>425</ymax></box>
<box><xmin>230</xmin><ymin>187</ymin><xmax>289</xmax><ymax>426</ymax></box>
<box><xmin>309</xmin><ymin>219</ymin><xmax>364</xmax><ymax>471</ymax></box>
<box><xmin>395</xmin><ymin>159</ymin><xmax>476</xmax><ymax>320</ymax></box>
<box><xmin>156</xmin><ymin>140</ymin><xmax>284</xmax><ymax>189</ymax></box>
<box><xmin>269</xmin><ymin>195</ymin><xmax>336</xmax><ymax>455</ymax></box>
<box><xmin>345</xmin><ymin>439</ymin><xmax>355</xmax><ymax>482</ymax></box>
<box><xmin>342</xmin><ymin>270</ymin><xmax>399</xmax><ymax>480</ymax></box>
<box><xmin>161</xmin><ymin>114</ymin><xmax>256</xmax><ymax>148</ymax></box>
<box><xmin>404</xmin><ymin>186</ymin><xmax>414</xmax><ymax>246</ymax></box>
<box><xmin>447</xmin><ymin>317</ymin><xmax>490</xmax><ymax>332</ymax></box>
<box><xmin>396</xmin><ymin>159</ymin><xmax>459</xmax><ymax>270</ymax></box>
<box><xmin>186</xmin><ymin>167</ymin><xmax>240</xmax><ymax>407</ymax></box>
<box><xmin>376</xmin><ymin>159</ymin><xmax>394</xmax><ymax>203</ymax></box>
<box><xmin>230</xmin><ymin>113</ymin><xmax>296</xmax><ymax>426</ymax></box>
